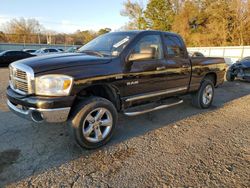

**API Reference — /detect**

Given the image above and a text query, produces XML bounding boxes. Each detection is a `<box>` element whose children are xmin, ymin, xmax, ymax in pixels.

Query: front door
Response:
<box><xmin>122</xmin><ymin>34</ymin><xmax>168</xmax><ymax>98</ymax></box>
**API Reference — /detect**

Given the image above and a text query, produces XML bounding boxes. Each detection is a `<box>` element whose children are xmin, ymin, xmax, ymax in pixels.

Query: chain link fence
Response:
<box><xmin>0</xmin><ymin>43</ymin><xmax>80</xmax><ymax>52</ymax></box>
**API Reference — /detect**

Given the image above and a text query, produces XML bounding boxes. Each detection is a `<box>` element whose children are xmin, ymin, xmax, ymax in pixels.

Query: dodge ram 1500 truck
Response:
<box><xmin>7</xmin><ymin>30</ymin><xmax>226</xmax><ymax>149</ymax></box>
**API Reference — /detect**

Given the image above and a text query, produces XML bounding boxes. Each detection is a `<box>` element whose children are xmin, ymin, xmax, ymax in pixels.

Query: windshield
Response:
<box><xmin>66</xmin><ymin>47</ymin><xmax>77</xmax><ymax>53</ymax></box>
<box><xmin>35</xmin><ymin>49</ymin><xmax>42</xmax><ymax>53</ymax></box>
<box><xmin>78</xmin><ymin>32</ymin><xmax>136</xmax><ymax>57</ymax></box>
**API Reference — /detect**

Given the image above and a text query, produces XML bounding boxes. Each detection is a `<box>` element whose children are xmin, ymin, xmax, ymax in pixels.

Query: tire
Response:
<box><xmin>226</xmin><ymin>69</ymin><xmax>235</xmax><ymax>82</ymax></box>
<box><xmin>192</xmin><ymin>79</ymin><xmax>215</xmax><ymax>109</ymax></box>
<box><xmin>69</xmin><ymin>97</ymin><xmax>118</xmax><ymax>149</ymax></box>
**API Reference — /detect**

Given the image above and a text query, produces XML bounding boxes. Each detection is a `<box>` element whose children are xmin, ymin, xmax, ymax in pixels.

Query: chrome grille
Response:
<box><xmin>9</xmin><ymin>64</ymin><xmax>34</xmax><ymax>95</ymax></box>
<box><xmin>15</xmin><ymin>69</ymin><xmax>27</xmax><ymax>80</ymax></box>
<box><xmin>15</xmin><ymin>80</ymin><xmax>28</xmax><ymax>91</ymax></box>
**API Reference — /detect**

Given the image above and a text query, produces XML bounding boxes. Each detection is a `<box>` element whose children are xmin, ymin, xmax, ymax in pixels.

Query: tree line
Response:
<box><xmin>0</xmin><ymin>18</ymin><xmax>111</xmax><ymax>45</ymax></box>
<box><xmin>121</xmin><ymin>0</ymin><xmax>250</xmax><ymax>47</ymax></box>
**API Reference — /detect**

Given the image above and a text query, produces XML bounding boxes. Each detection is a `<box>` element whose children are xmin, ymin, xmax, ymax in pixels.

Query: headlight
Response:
<box><xmin>35</xmin><ymin>75</ymin><xmax>73</xmax><ymax>96</ymax></box>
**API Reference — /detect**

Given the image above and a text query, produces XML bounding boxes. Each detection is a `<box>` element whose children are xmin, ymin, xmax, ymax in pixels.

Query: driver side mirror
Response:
<box><xmin>128</xmin><ymin>47</ymin><xmax>155</xmax><ymax>62</ymax></box>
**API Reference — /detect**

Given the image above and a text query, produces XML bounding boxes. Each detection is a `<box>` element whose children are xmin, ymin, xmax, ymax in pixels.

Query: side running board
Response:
<box><xmin>124</xmin><ymin>98</ymin><xmax>183</xmax><ymax>117</ymax></box>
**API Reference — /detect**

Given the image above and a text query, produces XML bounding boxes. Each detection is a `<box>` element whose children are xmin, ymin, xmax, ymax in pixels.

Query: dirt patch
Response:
<box><xmin>0</xmin><ymin>149</ymin><xmax>20</xmax><ymax>174</ymax></box>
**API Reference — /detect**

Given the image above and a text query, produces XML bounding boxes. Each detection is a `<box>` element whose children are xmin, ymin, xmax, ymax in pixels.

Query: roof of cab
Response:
<box><xmin>110</xmin><ymin>30</ymin><xmax>180</xmax><ymax>37</ymax></box>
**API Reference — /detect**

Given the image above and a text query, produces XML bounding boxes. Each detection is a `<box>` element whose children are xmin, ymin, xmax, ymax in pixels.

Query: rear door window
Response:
<box><xmin>164</xmin><ymin>35</ymin><xmax>186</xmax><ymax>58</ymax></box>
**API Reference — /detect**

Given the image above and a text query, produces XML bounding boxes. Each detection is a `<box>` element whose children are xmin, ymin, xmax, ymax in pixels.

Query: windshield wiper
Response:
<box><xmin>79</xmin><ymin>50</ymin><xmax>104</xmax><ymax>57</ymax></box>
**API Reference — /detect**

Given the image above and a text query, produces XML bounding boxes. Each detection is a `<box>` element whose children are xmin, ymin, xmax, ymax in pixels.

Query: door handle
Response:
<box><xmin>156</xmin><ymin>66</ymin><xmax>166</xmax><ymax>71</ymax></box>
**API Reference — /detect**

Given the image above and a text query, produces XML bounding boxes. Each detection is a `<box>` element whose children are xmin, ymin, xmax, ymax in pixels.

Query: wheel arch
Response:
<box><xmin>203</xmin><ymin>72</ymin><xmax>217</xmax><ymax>86</ymax></box>
<box><xmin>74</xmin><ymin>84</ymin><xmax>121</xmax><ymax>111</ymax></box>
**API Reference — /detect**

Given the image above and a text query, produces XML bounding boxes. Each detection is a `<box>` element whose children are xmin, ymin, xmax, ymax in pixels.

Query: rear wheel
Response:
<box><xmin>192</xmin><ymin>79</ymin><xmax>215</xmax><ymax>109</ymax></box>
<box><xmin>69</xmin><ymin>97</ymin><xmax>117</xmax><ymax>149</ymax></box>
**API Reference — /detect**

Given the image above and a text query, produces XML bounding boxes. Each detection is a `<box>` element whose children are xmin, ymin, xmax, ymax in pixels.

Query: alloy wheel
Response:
<box><xmin>82</xmin><ymin>107</ymin><xmax>113</xmax><ymax>143</ymax></box>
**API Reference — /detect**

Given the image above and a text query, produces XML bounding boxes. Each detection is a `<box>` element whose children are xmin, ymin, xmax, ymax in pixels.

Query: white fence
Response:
<box><xmin>187</xmin><ymin>46</ymin><xmax>250</xmax><ymax>64</ymax></box>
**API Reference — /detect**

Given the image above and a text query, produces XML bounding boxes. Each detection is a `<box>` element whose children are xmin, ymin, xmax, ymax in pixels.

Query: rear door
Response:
<box><xmin>162</xmin><ymin>34</ymin><xmax>191</xmax><ymax>90</ymax></box>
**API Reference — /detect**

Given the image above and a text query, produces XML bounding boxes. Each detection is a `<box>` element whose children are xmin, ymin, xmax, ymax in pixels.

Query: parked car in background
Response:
<box><xmin>31</xmin><ymin>48</ymin><xmax>61</xmax><ymax>56</ymax></box>
<box><xmin>23</xmin><ymin>49</ymin><xmax>37</xmax><ymax>54</ymax></box>
<box><xmin>57</xmin><ymin>48</ymin><xmax>64</xmax><ymax>52</ymax></box>
<box><xmin>189</xmin><ymin>51</ymin><xmax>205</xmax><ymax>57</ymax></box>
<box><xmin>226</xmin><ymin>56</ymin><xmax>250</xmax><ymax>82</ymax></box>
<box><xmin>65</xmin><ymin>46</ymin><xmax>79</xmax><ymax>53</ymax></box>
<box><xmin>0</xmin><ymin>50</ymin><xmax>35</xmax><ymax>67</ymax></box>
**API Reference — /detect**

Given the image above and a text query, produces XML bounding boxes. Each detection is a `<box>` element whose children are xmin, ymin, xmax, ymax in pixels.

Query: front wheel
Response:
<box><xmin>192</xmin><ymin>79</ymin><xmax>215</xmax><ymax>109</ymax></box>
<box><xmin>70</xmin><ymin>97</ymin><xmax>118</xmax><ymax>149</ymax></box>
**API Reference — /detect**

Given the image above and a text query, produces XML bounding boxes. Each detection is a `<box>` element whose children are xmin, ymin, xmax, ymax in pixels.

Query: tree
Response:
<box><xmin>144</xmin><ymin>0</ymin><xmax>174</xmax><ymax>31</ymax></box>
<box><xmin>0</xmin><ymin>31</ymin><xmax>7</xmax><ymax>42</ymax></box>
<box><xmin>120</xmin><ymin>0</ymin><xmax>146</xmax><ymax>29</ymax></box>
<box><xmin>54</xmin><ymin>33</ymin><xmax>66</xmax><ymax>45</ymax></box>
<box><xmin>98</xmin><ymin>28</ymin><xmax>111</xmax><ymax>35</ymax></box>
<box><xmin>3</xmin><ymin>18</ymin><xmax>43</xmax><ymax>43</ymax></box>
<box><xmin>243</xmin><ymin>0</ymin><xmax>250</xmax><ymax>45</ymax></box>
<box><xmin>202</xmin><ymin>0</ymin><xmax>233</xmax><ymax>46</ymax></box>
<box><xmin>71</xmin><ymin>30</ymin><xmax>96</xmax><ymax>45</ymax></box>
<box><xmin>171</xmin><ymin>0</ymin><xmax>185</xmax><ymax>14</ymax></box>
<box><xmin>230</xmin><ymin>0</ymin><xmax>249</xmax><ymax>45</ymax></box>
<box><xmin>172</xmin><ymin>1</ymin><xmax>208</xmax><ymax>46</ymax></box>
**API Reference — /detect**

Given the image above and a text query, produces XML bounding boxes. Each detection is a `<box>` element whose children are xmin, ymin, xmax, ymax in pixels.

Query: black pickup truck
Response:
<box><xmin>7</xmin><ymin>30</ymin><xmax>226</xmax><ymax>149</ymax></box>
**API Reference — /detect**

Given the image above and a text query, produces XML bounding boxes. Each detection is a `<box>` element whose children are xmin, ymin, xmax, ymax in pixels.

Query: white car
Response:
<box><xmin>31</xmin><ymin>48</ymin><xmax>61</xmax><ymax>56</ymax></box>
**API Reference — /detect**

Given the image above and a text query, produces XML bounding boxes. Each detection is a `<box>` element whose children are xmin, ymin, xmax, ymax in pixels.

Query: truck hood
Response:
<box><xmin>14</xmin><ymin>53</ymin><xmax>112</xmax><ymax>73</ymax></box>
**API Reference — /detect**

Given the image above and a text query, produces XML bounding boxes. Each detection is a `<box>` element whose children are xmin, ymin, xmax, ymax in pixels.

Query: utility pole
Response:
<box><xmin>38</xmin><ymin>29</ymin><xmax>41</xmax><ymax>44</ymax></box>
<box><xmin>23</xmin><ymin>34</ymin><xmax>26</xmax><ymax>48</ymax></box>
<box><xmin>46</xmin><ymin>32</ymin><xmax>51</xmax><ymax>45</ymax></box>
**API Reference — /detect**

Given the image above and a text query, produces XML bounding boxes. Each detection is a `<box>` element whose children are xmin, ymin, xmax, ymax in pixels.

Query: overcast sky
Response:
<box><xmin>0</xmin><ymin>0</ymin><xmax>148</xmax><ymax>33</ymax></box>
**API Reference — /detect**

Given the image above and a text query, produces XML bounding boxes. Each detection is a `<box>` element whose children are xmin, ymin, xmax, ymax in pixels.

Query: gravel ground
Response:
<box><xmin>0</xmin><ymin>68</ymin><xmax>250</xmax><ymax>187</ymax></box>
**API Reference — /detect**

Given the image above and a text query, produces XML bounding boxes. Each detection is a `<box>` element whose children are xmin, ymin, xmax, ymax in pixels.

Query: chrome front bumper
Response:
<box><xmin>7</xmin><ymin>100</ymin><xmax>71</xmax><ymax>123</ymax></box>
